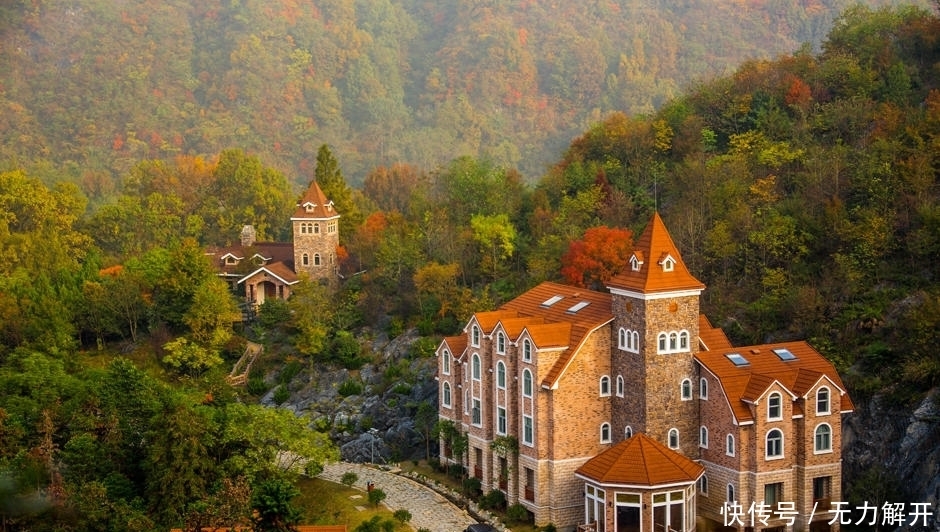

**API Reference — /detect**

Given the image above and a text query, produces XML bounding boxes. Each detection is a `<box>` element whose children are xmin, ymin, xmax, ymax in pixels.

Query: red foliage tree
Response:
<box><xmin>560</xmin><ymin>226</ymin><xmax>634</xmax><ymax>289</ymax></box>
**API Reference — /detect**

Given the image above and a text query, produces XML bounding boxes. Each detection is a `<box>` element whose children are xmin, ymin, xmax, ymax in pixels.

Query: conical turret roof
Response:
<box><xmin>607</xmin><ymin>212</ymin><xmax>704</xmax><ymax>294</ymax></box>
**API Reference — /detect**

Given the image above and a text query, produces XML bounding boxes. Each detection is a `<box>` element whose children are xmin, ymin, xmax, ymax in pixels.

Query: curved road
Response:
<box><xmin>319</xmin><ymin>462</ymin><xmax>479</xmax><ymax>532</ymax></box>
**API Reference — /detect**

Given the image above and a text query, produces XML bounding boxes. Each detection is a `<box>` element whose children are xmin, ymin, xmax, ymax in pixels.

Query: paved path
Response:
<box><xmin>320</xmin><ymin>462</ymin><xmax>478</xmax><ymax>532</ymax></box>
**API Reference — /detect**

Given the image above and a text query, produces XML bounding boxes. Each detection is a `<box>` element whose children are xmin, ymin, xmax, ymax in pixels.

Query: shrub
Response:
<box><xmin>507</xmin><ymin>503</ymin><xmax>531</xmax><ymax>523</ymax></box>
<box><xmin>463</xmin><ymin>477</ymin><xmax>482</xmax><ymax>498</ymax></box>
<box><xmin>341</xmin><ymin>472</ymin><xmax>358</xmax><ymax>487</ymax></box>
<box><xmin>272</xmin><ymin>384</ymin><xmax>290</xmax><ymax>405</ymax></box>
<box><xmin>392</xmin><ymin>382</ymin><xmax>412</xmax><ymax>395</ymax></box>
<box><xmin>331</xmin><ymin>330</ymin><xmax>363</xmax><ymax>369</ymax></box>
<box><xmin>368</xmin><ymin>488</ymin><xmax>387</xmax><ymax>507</ymax></box>
<box><xmin>479</xmin><ymin>489</ymin><xmax>506</xmax><ymax>511</ymax></box>
<box><xmin>278</xmin><ymin>359</ymin><xmax>302</xmax><ymax>384</ymax></box>
<box><xmin>447</xmin><ymin>464</ymin><xmax>465</xmax><ymax>479</ymax></box>
<box><xmin>387</xmin><ymin>317</ymin><xmax>404</xmax><ymax>338</ymax></box>
<box><xmin>542</xmin><ymin>524</ymin><xmax>558</xmax><ymax>532</ymax></box>
<box><xmin>257</xmin><ymin>298</ymin><xmax>291</xmax><ymax>328</ymax></box>
<box><xmin>410</xmin><ymin>336</ymin><xmax>438</xmax><ymax>359</ymax></box>
<box><xmin>393</xmin><ymin>509</ymin><xmax>412</xmax><ymax>524</ymax></box>
<box><xmin>338</xmin><ymin>379</ymin><xmax>363</xmax><ymax>397</ymax></box>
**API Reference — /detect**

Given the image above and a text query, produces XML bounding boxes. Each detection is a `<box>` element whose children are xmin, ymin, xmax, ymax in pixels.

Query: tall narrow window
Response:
<box><xmin>658</xmin><ymin>333</ymin><xmax>668</xmax><ymax>352</ymax></box>
<box><xmin>600</xmin><ymin>376</ymin><xmax>611</xmax><ymax>396</ymax></box>
<box><xmin>768</xmin><ymin>392</ymin><xmax>782</xmax><ymax>420</ymax></box>
<box><xmin>700</xmin><ymin>377</ymin><xmax>708</xmax><ymax>399</ymax></box>
<box><xmin>619</xmin><ymin>328</ymin><xmax>626</xmax><ymax>349</ymax></box>
<box><xmin>442</xmin><ymin>350</ymin><xmax>451</xmax><ymax>375</ymax></box>
<box><xmin>314</xmin><ymin>222</ymin><xmax>320</xmax><ymax>234</ymax></box>
<box><xmin>472</xmin><ymin>354</ymin><xmax>481</xmax><ymax>380</ymax></box>
<box><xmin>616</xmin><ymin>376</ymin><xmax>624</xmax><ymax>397</ymax></box>
<box><xmin>442</xmin><ymin>382</ymin><xmax>451</xmax><ymax>407</ymax></box>
<box><xmin>766</xmin><ymin>429</ymin><xmax>783</xmax><ymax>459</ymax></box>
<box><xmin>496</xmin><ymin>361</ymin><xmax>506</xmax><ymax>389</ymax></box>
<box><xmin>681</xmin><ymin>379</ymin><xmax>692</xmax><ymax>400</ymax></box>
<box><xmin>302</xmin><ymin>253</ymin><xmax>309</xmax><ymax>266</ymax></box>
<box><xmin>700</xmin><ymin>426</ymin><xmax>708</xmax><ymax>448</ymax></box>
<box><xmin>817</xmin><ymin>387</ymin><xmax>830</xmax><ymax>415</ymax></box>
<box><xmin>726</xmin><ymin>434</ymin><xmax>735</xmax><ymax>456</ymax></box>
<box><xmin>669</xmin><ymin>332</ymin><xmax>678</xmax><ymax>351</ymax></box>
<box><xmin>522</xmin><ymin>369</ymin><xmax>533</xmax><ymax>397</ymax></box>
<box><xmin>471</xmin><ymin>325</ymin><xmax>480</xmax><ymax>346</ymax></box>
<box><xmin>314</xmin><ymin>253</ymin><xmax>321</xmax><ymax>266</ymax></box>
<box><xmin>679</xmin><ymin>331</ymin><xmax>689</xmax><ymax>350</ymax></box>
<box><xmin>600</xmin><ymin>423</ymin><xmax>611</xmax><ymax>443</ymax></box>
<box><xmin>522</xmin><ymin>339</ymin><xmax>532</xmax><ymax>362</ymax></box>
<box><xmin>496</xmin><ymin>332</ymin><xmax>506</xmax><ymax>354</ymax></box>
<box><xmin>668</xmin><ymin>428</ymin><xmax>679</xmax><ymax>449</ymax></box>
<box><xmin>497</xmin><ymin>406</ymin><xmax>507</xmax><ymax>435</ymax></box>
<box><xmin>472</xmin><ymin>398</ymin><xmax>481</xmax><ymax>425</ymax></box>
<box><xmin>625</xmin><ymin>426</ymin><xmax>633</xmax><ymax>438</ymax></box>
<box><xmin>522</xmin><ymin>415</ymin><xmax>533</xmax><ymax>445</ymax></box>
<box><xmin>727</xmin><ymin>484</ymin><xmax>735</xmax><ymax>503</ymax></box>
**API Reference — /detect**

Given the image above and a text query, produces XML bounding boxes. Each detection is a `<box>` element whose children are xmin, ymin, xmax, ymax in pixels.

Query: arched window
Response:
<box><xmin>618</xmin><ymin>328</ymin><xmax>626</xmax><ymax>349</ymax></box>
<box><xmin>302</xmin><ymin>253</ymin><xmax>309</xmax><ymax>266</ymax></box>
<box><xmin>600</xmin><ymin>376</ymin><xmax>611</xmax><ymax>396</ymax></box>
<box><xmin>522</xmin><ymin>339</ymin><xmax>532</xmax><ymax>361</ymax></box>
<box><xmin>668</xmin><ymin>428</ymin><xmax>679</xmax><ymax>449</ymax></box>
<box><xmin>679</xmin><ymin>330</ymin><xmax>689</xmax><ymax>350</ymax></box>
<box><xmin>669</xmin><ymin>332</ymin><xmax>678</xmax><ymax>351</ymax></box>
<box><xmin>766</xmin><ymin>429</ymin><xmax>784</xmax><ymax>459</ymax></box>
<box><xmin>817</xmin><ymin>387</ymin><xmax>830</xmax><ymax>415</ymax></box>
<box><xmin>726</xmin><ymin>434</ymin><xmax>735</xmax><ymax>456</ymax></box>
<box><xmin>472</xmin><ymin>325</ymin><xmax>480</xmax><ymax>346</ymax></box>
<box><xmin>600</xmin><ymin>423</ymin><xmax>611</xmax><ymax>443</ymax></box>
<box><xmin>442</xmin><ymin>382</ymin><xmax>452</xmax><ymax>407</ymax></box>
<box><xmin>522</xmin><ymin>369</ymin><xmax>533</xmax><ymax>397</ymax></box>
<box><xmin>631</xmin><ymin>331</ymin><xmax>639</xmax><ymax>351</ymax></box>
<box><xmin>313</xmin><ymin>253</ymin><xmax>321</xmax><ymax>266</ymax></box>
<box><xmin>471</xmin><ymin>354</ymin><xmax>481</xmax><ymax>380</ymax></box>
<box><xmin>496</xmin><ymin>332</ymin><xmax>506</xmax><ymax>354</ymax></box>
<box><xmin>625</xmin><ymin>426</ymin><xmax>633</xmax><ymax>438</ymax></box>
<box><xmin>768</xmin><ymin>392</ymin><xmax>782</xmax><ymax>420</ymax></box>
<box><xmin>313</xmin><ymin>222</ymin><xmax>320</xmax><ymax>234</ymax></box>
<box><xmin>681</xmin><ymin>379</ymin><xmax>692</xmax><ymax>400</ymax></box>
<box><xmin>700</xmin><ymin>377</ymin><xmax>708</xmax><ymax>399</ymax></box>
<box><xmin>728</xmin><ymin>484</ymin><xmax>735</xmax><ymax>503</ymax></box>
<box><xmin>700</xmin><ymin>426</ymin><xmax>709</xmax><ymax>448</ymax></box>
<box><xmin>814</xmin><ymin>424</ymin><xmax>832</xmax><ymax>453</ymax></box>
<box><xmin>616</xmin><ymin>375</ymin><xmax>624</xmax><ymax>397</ymax></box>
<box><xmin>699</xmin><ymin>475</ymin><xmax>708</xmax><ymax>495</ymax></box>
<box><xmin>442</xmin><ymin>350</ymin><xmax>450</xmax><ymax>375</ymax></box>
<box><xmin>496</xmin><ymin>361</ymin><xmax>506</xmax><ymax>389</ymax></box>
<box><xmin>658</xmin><ymin>333</ymin><xmax>668</xmax><ymax>353</ymax></box>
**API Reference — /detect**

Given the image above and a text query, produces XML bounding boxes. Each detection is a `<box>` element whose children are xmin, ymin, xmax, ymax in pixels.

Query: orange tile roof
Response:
<box><xmin>576</xmin><ymin>433</ymin><xmax>704</xmax><ymax>486</ymax></box>
<box><xmin>607</xmin><ymin>212</ymin><xmax>705</xmax><ymax>294</ymax></box>
<box><xmin>695</xmin><ymin>341</ymin><xmax>854</xmax><ymax>423</ymax></box>
<box><xmin>441</xmin><ymin>335</ymin><xmax>468</xmax><ymax>361</ymax></box>
<box><xmin>496</xmin><ymin>282</ymin><xmax>613</xmax><ymax>388</ymax></box>
<box><xmin>292</xmin><ymin>180</ymin><xmax>340</xmax><ymax>220</ymax></box>
<box><xmin>698</xmin><ymin>315</ymin><xmax>733</xmax><ymax>351</ymax></box>
<box><xmin>238</xmin><ymin>260</ymin><xmax>299</xmax><ymax>285</ymax></box>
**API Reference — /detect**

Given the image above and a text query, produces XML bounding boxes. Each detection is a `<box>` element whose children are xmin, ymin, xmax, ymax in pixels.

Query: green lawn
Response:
<box><xmin>295</xmin><ymin>476</ymin><xmax>411</xmax><ymax>531</ymax></box>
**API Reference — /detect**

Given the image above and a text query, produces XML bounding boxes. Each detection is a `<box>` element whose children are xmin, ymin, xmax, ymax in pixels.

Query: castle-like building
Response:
<box><xmin>436</xmin><ymin>213</ymin><xmax>852</xmax><ymax>532</ymax></box>
<box><xmin>207</xmin><ymin>180</ymin><xmax>340</xmax><ymax>306</ymax></box>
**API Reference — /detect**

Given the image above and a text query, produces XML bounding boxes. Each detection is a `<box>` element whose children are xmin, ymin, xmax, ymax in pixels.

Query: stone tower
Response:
<box><xmin>605</xmin><ymin>213</ymin><xmax>705</xmax><ymax>457</ymax></box>
<box><xmin>291</xmin><ymin>180</ymin><xmax>340</xmax><ymax>284</ymax></box>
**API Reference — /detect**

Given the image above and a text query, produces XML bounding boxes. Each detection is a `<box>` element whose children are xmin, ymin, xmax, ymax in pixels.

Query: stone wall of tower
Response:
<box><xmin>611</xmin><ymin>292</ymin><xmax>701</xmax><ymax>455</ymax></box>
<box><xmin>293</xmin><ymin>218</ymin><xmax>339</xmax><ymax>283</ymax></box>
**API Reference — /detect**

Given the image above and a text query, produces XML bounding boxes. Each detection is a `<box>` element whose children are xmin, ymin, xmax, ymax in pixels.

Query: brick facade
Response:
<box><xmin>436</xmin><ymin>214</ymin><xmax>851</xmax><ymax>532</ymax></box>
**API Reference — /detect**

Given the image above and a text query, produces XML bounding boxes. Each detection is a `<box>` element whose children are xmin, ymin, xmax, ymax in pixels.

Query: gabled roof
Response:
<box><xmin>575</xmin><ymin>433</ymin><xmax>704</xmax><ymax>487</ymax></box>
<box><xmin>607</xmin><ymin>212</ymin><xmax>705</xmax><ymax>294</ymax></box>
<box><xmin>695</xmin><ymin>341</ymin><xmax>854</xmax><ymax>423</ymax></box>
<box><xmin>698</xmin><ymin>315</ymin><xmax>733</xmax><ymax>351</ymax></box>
<box><xmin>440</xmin><ymin>335</ymin><xmax>468</xmax><ymax>361</ymax></box>
<box><xmin>292</xmin><ymin>180</ymin><xmax>339</xmax><ymax>220</ymax></box>
<box><xmin>207</xmin><ymin>242</ymin><xmax>295</xmax><ymax>275</ymax></box>
<box><xmin>497</xmin><ymin>282</ymin><xmax>613</xmax><ymax>388</ymax></box>
<box><xmin>236</xmin><ymin>261</ymin><xmax>299</xmax><ymax>285</ymax></box>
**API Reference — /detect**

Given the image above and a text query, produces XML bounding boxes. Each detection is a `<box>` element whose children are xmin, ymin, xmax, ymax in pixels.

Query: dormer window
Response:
<box><xmin>662</xmin><ymin>256</ymin><xmax>675</xmax><ymax>272</ymax></box>
<box><xmin>225</xmin><ymin>256</ymin><xmax>238</xmax><ymax>265</ymax></box>
<box><xmin>630</xmin><ymin>254</ymin><xmax>643</xmax><ymax>271</ymax></box>
<box><xmin>304</xmin><ymin>202</ymin><xmax>316</xmax><ymax>213</ymax></box>
<box><xmin>471</xmin><ymin>325</ymin><xmax>481</xmax><ymax>347</ymax></box>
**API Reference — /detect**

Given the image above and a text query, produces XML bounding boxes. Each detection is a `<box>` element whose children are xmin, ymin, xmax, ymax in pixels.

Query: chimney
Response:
<box><xmin>240</xmin><ymin>225</ymin><xmax>256</xmax><ymax>247</ymax></box>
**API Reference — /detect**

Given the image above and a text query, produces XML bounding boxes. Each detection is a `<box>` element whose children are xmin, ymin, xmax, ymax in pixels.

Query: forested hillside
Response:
<box><xmin>1</xmin><ymin>3</ymin><xmax>940</xmax><ymax>530</ymax></box>
<box><xmin>0</xmin><ymin>0</ymin><xmax>925</xmax><ymax>193</ymax></box>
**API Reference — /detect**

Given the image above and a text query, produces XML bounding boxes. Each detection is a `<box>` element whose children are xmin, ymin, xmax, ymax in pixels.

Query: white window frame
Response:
<box><xmin>442</xmin><ymin>382</ymin><xmax>452</xmax><ymax>408</ymax></box>
<box><xmin>442</xmin><ymin>350</ymin><xmax>451</xmax><ymax>375</ymax></box>
<box><xmin>522</xmin><ymin>414</ymin><xmax>534</xmax><ymax>446</ymax></box>
<box><xmin>816</xmin><ymin>386</ymin><xmax>831</xmax><ymax>415</ymax></box>
<box><xmin>522</xmin><ymin>369</ymin><xmax>533</xmax><ymax>397</ymax></box>
<box><xmin>522</xmin><ymin>339</ymin><xmax>532</xmax><ymax>362</ymax></box>
<box><xmin>471</xmin><ymin>325</ymin><xmax>481</xmax><ymax>347</ymax></box>
<box><xmin>472</xmin><ymin>398</ymin><xmax>482</xmax><ymax>426</ymax></box>
<box><xmin>625</xmin><ymin>425</ymin><xmax>634</xmax><ymax>438</ymax></box>
<box><xmin>726</xmin><ymin>434</ymin><xmax>735</xmax><ymax>457</ymax></box>
<box><xmin>668</xmin><ymin>428</ymin><xmax>679</xmax><ymax>449</ymax></box>
<box><xmin>600</xmin><ymin>423</ymin><xmax>611</xmax><ymax>443</ymax></box>
<box><xmin>767</xmin><ymin>392</ymin><xmax>782</xmax><ymax>421</ymax></box>
<box><xmin>616</xmin><ymin>375</ymin><xmax>624</xmax><ymax>397</ymax></box>
<box><xmin>699</xmin><ymin>377</ymin><xmax>708</xmax><ymax>399</ymax></box>
<box><xmin>496</xmin><ymin>361</ymin><xmax>506</xmax><ymax>389</ymax></box>
<box><xmin>657</xmin><ymin>330</ymin><xmax>691</xmax><ymax>354</ymax></box>
<box><xmin>699</xmin><ymin>426</ymin><xmax>708</xmax><ymax>448</ymax></box>
<box><xmin>472</xmin><ymin>354</ymin><xmax>481</xmax><ymax>381</ymax></box>
<box><xmin>600</xmin><ymin>375</ymin><xmax>611</xmax><ymax>397</ymax></box>
<box><xmin>765</xmin><ymin>428</ymin><xmax>784</xmax><ymax>460</ymax></box>
<box><xmin>496</xmin><ymin>332</ymin><xmax>506</xmax><ymax>354</ymax></box>
<box><xmin>814</xmin><ymin>423</ymin><xmax>832</xmax><ymax>454</ymax></box>
<box><xmin>497</xmin><ymin>406</ymin><xmax>507</xmax><ymax>435</ymax></box>
<box><xmin>681</xmin><ymin>379</ymin><xmax>692</xmax><ymax>400</ymax></box>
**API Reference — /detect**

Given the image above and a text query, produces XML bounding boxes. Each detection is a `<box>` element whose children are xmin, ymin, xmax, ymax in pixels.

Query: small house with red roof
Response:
<box><xmin>207</xmin><ymin>180</ymin><xmax>340</xmax><ymax>307</ymax></box>
<box><xmin>437</xmin><ymin>213</ymin><xmax>851</xmax><ymax>532</ymax></box>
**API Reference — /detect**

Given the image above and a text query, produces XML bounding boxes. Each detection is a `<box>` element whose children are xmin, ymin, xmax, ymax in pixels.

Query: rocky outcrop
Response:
<box><xmin>842</xmin><ymin>388</ymin><xmax>940</xmax><ymax>531</ymax></box>
<box><xmin>272</xmin><ymin>328</ymin><xmax>438</xmax><ymax>464</ymax></box>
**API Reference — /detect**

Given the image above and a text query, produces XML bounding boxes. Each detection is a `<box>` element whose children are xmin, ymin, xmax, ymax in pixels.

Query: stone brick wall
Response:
<box><xmin>292</xmin><ymin>218</ymin><xmax>339</xmax><ymax>282</ymax></box>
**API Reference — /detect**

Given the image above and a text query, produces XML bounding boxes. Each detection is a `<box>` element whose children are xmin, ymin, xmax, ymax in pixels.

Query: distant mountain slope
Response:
<box><xmin>0</xmin><ymin>0</ymin><xmax>927</xmax><ymax>191</ymax></box>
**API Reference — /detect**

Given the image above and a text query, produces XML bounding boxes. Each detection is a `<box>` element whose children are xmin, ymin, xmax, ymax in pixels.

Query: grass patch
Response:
<box><xmin>295</xmin><ymin>476</ymin><xmax>408</xmax><ymax>530</ymax></box>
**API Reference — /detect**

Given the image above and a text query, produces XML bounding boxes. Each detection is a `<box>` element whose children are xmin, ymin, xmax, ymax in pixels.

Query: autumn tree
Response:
<box><xmin>560</xmin><ymin>227</ymin><xmax>634</xmax><ymax>289</ymax></box>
